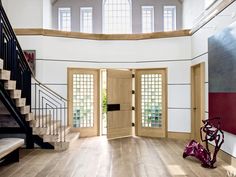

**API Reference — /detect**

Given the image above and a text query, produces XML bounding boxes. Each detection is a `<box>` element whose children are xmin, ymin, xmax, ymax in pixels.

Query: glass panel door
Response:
<box><xmin>68</xmin><ymin>68</ymin><xmax>99</xmax><ymax>137</ymax></box>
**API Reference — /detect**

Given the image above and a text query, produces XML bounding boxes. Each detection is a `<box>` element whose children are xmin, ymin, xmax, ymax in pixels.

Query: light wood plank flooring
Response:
<box><xmin>0</xmin><ymin>137</ymin><xmax>234</xmax><ymax>177</ymax></box>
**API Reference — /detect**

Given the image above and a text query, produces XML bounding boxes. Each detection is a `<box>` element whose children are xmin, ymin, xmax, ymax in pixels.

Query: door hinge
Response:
<box><xmin>132</xmin><ymin>90</ymin><xmax>135</xmax><ymax>94</ymax></box>
<box><xmin>132</xmin><ymin>74</ymin><xmax>135</xmax><ymax>78</ymax></box>
<box><xmin>132</xmin><ymin>106</ymin><xmax>135</xmax><ymax>110</ymax></box>
<box><xmin>132</xmin><ymin>123</ymin><xmax>135</xmax><ymax>127</ymax></box>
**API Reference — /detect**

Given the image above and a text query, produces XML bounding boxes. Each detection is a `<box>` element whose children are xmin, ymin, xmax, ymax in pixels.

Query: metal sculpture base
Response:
<box><xmin>183</xmin><ymin>117</ymin><xmax>224</xmax><ymax>168</ymax></box>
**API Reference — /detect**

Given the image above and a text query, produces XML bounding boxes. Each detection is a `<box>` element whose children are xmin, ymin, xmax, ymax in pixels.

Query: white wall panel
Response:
<box><xmin>168</xmin><ymin>85</ymin><xmax>191</xmax><ymax>108</ymax></box>
<box><xmin>2</xmin><ymin>0</ymin><xmax>43</xmax><ymax>28</ymax></box>
<box><xmin>18</xmin><ymin>36</ymin><xmax>191</xmax><ymax>62</ymax></box>
<box><xmin>168</xmin><ymin>109</ymin><xmax>191</xmax><ymax>132</ymax></box>
<box><xmin>44</xmin><ymin>85</ymin><xmax>67</xmax><ymax>99</ymax></box>
<box><xmin>167</xmin><ymin>62</ymin><xmax>191</xmax><ymax>84</ymax></box>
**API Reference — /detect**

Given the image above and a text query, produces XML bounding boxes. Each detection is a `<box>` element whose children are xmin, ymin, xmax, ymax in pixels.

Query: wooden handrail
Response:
<box><xmin>14</xmin><ymin>28</ymin><xmax>191</xmax><ymax>40</ymax></box>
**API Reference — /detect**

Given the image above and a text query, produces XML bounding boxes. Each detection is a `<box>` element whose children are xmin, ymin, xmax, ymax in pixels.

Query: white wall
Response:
<box><xmin>2</xmin><ymin>0</ymin><xmax>43</xmax><ymax>28</ymax></box>
<box><xmin>191</xmin><ymin>1</ymin><xmax>236</xmax><ymax>157</ymax></box>
<box><xmin>17</xmin><ymin>35</ymin><xmax>192</xmax><ymax>134</ymax></box>
<box><xmin>182</xmin><ymin>0</ymin><xmax>224</xmax><ymax>29</ymax></box>
<box><xmin>182</xmin><ymin>0</ymin><xmax>205</xmax><ymax>29</ymax></box>
<box><xmin>43</xmin><ymin>0</ymin><xmax>52</xmax><ymax>29</ymax></box>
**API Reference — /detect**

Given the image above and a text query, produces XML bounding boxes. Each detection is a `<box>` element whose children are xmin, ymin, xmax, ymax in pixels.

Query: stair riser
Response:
<box><xmin>4</xmin><ymin>81</ymin><xmax>16</xmax><ymax>90</ymax></box>
<box><xmin>25</xmin><ymin>113</ymin><xmax>34</xmax><ymax>121</ymax></box>
<box><xmin>33</xmin><ymin>128</ymin><xmax>48</xmax><ymax>135</ymax></box>
<box><xmin>10</xmin><ymin>90</ymin><xmax>22</xmax><ymax>99</ymax></box>
<box><xmin>0</xmin><ymin>70</ymin><xmax>10</xmax><ymax>80</ymax></box>
<box><xmin>53</xmin><ymin>142</ymin><xmax>69</xmax><ymax>151</ymax></box>
<box><xmin>0</xmin><ymin>60</ymin><xmax>3</xmax><ymax>70</ymax></box>
<box><xmin>43</xmin><ymin>135</ymin><xmax>59</xmax><ymax>142</ymax></box>
<box><xmin>16</xmin><ymin>98</ymin><xmax>26</xmax><ymax>107</ymax></box>
<box><xmin>20</xmin><ymin>106</ymin><xmax>30</xmax><ymax>114</ymax></box>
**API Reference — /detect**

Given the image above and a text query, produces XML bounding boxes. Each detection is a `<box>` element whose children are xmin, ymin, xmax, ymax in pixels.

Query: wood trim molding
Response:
<box><xmin>191</xmin><ymin>62</ymin><xmax>205</xmax><ymax>140</ymax></box>
<box><xmin>190</xmin><ymin>0</ymin><xmax>236</xmax><ymax>34</ymax></box>
<box><xmin>14</xmin><ymin>28</ymin><xmax>191</xmax><ymax>40</ymax></box>
<box><xmin>167</xmin><ymin>132</ymin><xmax>191</xmax><ymax>140</ymax></box>
<box><xmin>209</xmin><ymin>143</ymin><xmax>236</xmax><ymax>168</ymax></box>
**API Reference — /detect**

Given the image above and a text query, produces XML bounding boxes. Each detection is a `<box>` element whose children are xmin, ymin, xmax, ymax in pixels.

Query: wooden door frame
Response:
<box><xmin>135</xmin><ymin>68</ymin><xmax>168</xmax><ymax>138</ymax></box>
<box><xmin>191</xmin><ymin>62</ymin><xmax>205</xmax><ymax>140</ymax></box>
<box><xmin>67</xmin><ymin>68</ymin><xmax>100</xmax><ymax>136</ymax></box>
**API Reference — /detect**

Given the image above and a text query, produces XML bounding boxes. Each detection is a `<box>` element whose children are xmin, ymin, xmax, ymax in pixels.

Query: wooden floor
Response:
<box><xmin>0</xmin><ymin>137</ymin><xmax>233</xmax><ymax>177</ymax></box>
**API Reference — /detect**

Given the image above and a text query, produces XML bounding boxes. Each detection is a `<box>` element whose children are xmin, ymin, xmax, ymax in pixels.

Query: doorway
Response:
<box><xmin>68</xmin><ymin>68</ymin><xmax>168</xmax><ymax>139</ymax></box>
<box><xmin>191</xmin><ymin>63</ymin><xmax>205</xmax><ymax>141</ymax></box>
<box><xmin>135</xmin><ymin>69</ymin><xmax>167</xmax><ymax>138</ymax></box>
<box><xmin>67</xmin><ymin>68</ymin><xmax>100</xmax><ymax>137</ymax></box>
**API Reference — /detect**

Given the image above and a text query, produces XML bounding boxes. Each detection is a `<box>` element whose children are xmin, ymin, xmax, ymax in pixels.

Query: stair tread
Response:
<box><xmin>4</xmin><ymin>80</ymin><xmax>16</xmax><ymax>90</ymax></box>
<box><xmin>0</xmin><ymin>70</ymin><xmax>10</xmax><ymax>80</ymax></box>
<box><xmin>10</xmin><ymin>89</ymin><xmax>22</xmax><ymax>99</ymax></box>
<box><xmin>65</xmin><ymin>132</ymin><xmax>80</xmax><ymax>142</ymax></box>
<box><xmin>49</xmin><ymin>132</ymin><xmax>80</xmax><ymax>151</ymax></box>
<box><xmin>0</xmin><ymin>59</ymin><xmax>3</xmax><ymax>69</ymax></box>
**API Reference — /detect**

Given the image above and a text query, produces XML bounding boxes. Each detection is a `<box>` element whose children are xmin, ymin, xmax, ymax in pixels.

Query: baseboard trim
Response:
<box><xmin>209</xmin><ymin>143</ymin><xmax>236</xmax><ymax>168</ymax></box>
<box><xmin>167</xmin><ymin>132</ymin><xmax>191</xmax><ymax>140</ymax></box>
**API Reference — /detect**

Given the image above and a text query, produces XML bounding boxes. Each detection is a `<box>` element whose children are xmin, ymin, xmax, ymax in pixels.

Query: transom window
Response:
<box><xmin>103</xmin><ymin>0</ymin><xmax>132</xmax><ymax>34</ymax></box>
<box><xmin>58</xmin><ymin>8</ymin><xmax>71</xmax><ymax>31</ymax></box>
<box><xmin>80</xmin><ymin>7</ymin><xmax>93</xmax><ymax>33</ymax></box>
<box><xmin>142</xmin><ymin>6</ymin><xmax>154</xmax><ymax>33</ymax></box>
<box><xmin>163</xmin><ymin>6</ymin><xmax>176</xmax><ymax>32</ymax></box>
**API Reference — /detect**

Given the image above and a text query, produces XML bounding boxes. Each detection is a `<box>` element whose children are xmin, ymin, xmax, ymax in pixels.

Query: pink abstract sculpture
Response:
<box><xmin>183</xmin><ymin>117</ymin><xmax>224</xmax><ymax>168</ymax></box>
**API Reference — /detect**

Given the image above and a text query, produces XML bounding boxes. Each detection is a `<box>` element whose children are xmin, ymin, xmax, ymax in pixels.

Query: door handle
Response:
<box><xmin>107</xmin><ymin>104</ymin><xmax>120</xmax><ymax>111</ymax></box>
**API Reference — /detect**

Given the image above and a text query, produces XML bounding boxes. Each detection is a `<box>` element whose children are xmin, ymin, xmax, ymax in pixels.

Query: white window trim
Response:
<box><xmin>58</xmin><ymin>7</ymin><xmax>71</xmax><ymax>31</ymax></box>
<box><xmin>102</xmin><ymin>0</ymin><xmax>132</xmax><ymax>34</ymax></box>
<box><xmin>163</xmin><ymin>6</ymin><xmax>176</xmax><ymax>32</ymax></box>
<box><xmin>142</xmin><ymin>6</ymin><xmax>154</xmax><ymax>33</ymax></box>
<box><xmin>80</xmin><ymin>7</ymin><xmax>93</xmax><ymax>33</ymax></box>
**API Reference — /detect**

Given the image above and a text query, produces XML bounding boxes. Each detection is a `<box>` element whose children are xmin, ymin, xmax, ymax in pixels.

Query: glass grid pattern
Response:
<box><xmin>142</xmin><ymin>6</ymin><xmax>154</xmax><ymax>33</ymax></box>
<box><xmin>58</xmin><ymin>8</ymin><xmax>71</xmax><ymax>31</ymax></box>
<box><xmin>141</xmin><ymin>74</ymin><xmax>163</xmax><ymax>128</ymax></box>
<box><xmin>103</xmin><ymin>0</ymin><xmax>131</xmax><ymax>34</ymax></box>
<box><xmin>73</xmin><ymin>74</ymin><xmax>94</xmax><ymax>128</ymax></box>
<box><xmin>163</xmin><ymin>6</ymin><xmax>176</xmax><ymax>32</ymax></box>
<box><xmin>80</xmin><ymin>7</ymin><xmax>93</xmax><ymax>33</ymax></box>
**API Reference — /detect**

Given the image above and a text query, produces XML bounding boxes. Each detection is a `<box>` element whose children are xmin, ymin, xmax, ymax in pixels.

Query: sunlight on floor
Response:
<box><xmin>223</xmin><ymin>165</ymin><xmax>236</xmax><ymax>176</ymax></box>
<box><xmin>167</xmin><ymin>165</ymin><xmax>187</xmax><ymax>176</ymax></box>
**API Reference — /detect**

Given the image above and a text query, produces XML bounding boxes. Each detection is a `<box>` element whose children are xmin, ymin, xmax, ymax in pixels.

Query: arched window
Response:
<box><xmin>103</xmin><ymin>0</ymin><xmax>132</xmax><ymax>34</ymax></box>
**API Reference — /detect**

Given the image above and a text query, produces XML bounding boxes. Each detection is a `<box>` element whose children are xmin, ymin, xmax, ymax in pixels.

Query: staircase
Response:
<box><xmin>0</xmin><ymin>2</ymin><xmax>79</xmax><ymax>150</ymax></box>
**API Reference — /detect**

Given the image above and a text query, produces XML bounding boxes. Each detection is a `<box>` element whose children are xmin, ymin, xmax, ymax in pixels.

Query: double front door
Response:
<box><xmin>68</xmin><ymin>68</ymin><xmax>167</xmax><ymax>139</ymax></box>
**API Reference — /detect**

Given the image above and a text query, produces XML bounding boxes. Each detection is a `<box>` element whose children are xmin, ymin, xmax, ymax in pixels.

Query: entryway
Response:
<box><xmin>67</xmin><ymin>68</ymin><xmax>167</xmax><ymax>139</ymax></box>
<box><xmin>191</xmin><ymin>63</ymin><xmax>205</xmax><ymax>142</ymax></box>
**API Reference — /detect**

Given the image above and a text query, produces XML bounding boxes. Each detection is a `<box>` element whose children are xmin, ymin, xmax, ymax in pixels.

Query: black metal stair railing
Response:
<box><xmin>0</xmin><ymin>1</ymin><xmax>67</xmax><ymax>146</ymax></box>
<box><xmin>32</xmin><ymin>81</ymin><xmax>67</xmax><ymax>142</ymax></box>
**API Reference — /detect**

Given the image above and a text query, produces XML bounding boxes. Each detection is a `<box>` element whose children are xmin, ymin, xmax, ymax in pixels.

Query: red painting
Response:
<box><xmin>23</xmin><ymin>50</ymin><xmax>36</xmax><ymax>75</ymax></box>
